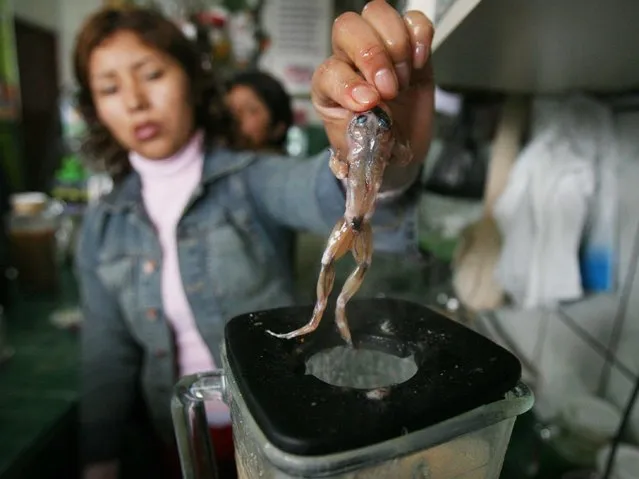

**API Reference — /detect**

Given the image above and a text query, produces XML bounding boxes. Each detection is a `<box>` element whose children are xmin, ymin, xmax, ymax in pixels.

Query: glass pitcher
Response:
<box><xmin>172</xmin><ymin>298</ymin><xmax>534</xmax><ymax>478</ymax></box>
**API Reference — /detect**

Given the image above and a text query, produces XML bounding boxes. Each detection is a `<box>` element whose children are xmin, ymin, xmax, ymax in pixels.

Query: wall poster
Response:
<box><xmin>258</xmin><ymin>0</ymin><xmax>333</xmax><ymax>98</ymax></box>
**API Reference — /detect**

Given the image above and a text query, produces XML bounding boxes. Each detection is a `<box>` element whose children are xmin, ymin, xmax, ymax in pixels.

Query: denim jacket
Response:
<box><xmin>75</xmin><ymin>146</ymin><xmax>418</xmax><ymax>464</ymax></box>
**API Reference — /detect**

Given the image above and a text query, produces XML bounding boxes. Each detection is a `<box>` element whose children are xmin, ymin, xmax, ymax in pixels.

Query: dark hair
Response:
<box><xmin>227</xmin><ymin>70</ymin><xmax>294</xmax><ymax>149</ymax></box>
<box><xmin>73</xmin><ymin>6</ymin><xmax>235</xmax><ymax>180</ymax></box>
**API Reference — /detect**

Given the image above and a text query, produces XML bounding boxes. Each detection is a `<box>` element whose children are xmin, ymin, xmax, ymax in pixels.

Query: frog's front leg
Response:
<box><xmin>329</xmin><ymin>149</ymin><xmax>349</xmax><ymax>179</ymax></box>
<box><xmin>390</xmin><ymin>138</ymin><xmax>414</xmax><ymax>167</ymax></box>
<box><xmin>266</xmin><ymin>218</ymin><xmax>352</xmax><ymax>340</ymax></box>
<box><xmin>334</xmin><ymin>221</ymin><xmax>373</xmax><ymax>346</ymax></box>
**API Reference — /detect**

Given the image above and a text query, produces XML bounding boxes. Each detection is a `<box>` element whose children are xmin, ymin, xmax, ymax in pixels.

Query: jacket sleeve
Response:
<box><xmin>75</xmin><ymin>204</ymin><xmax>142</xmax><ymax>466</ymax></box>
<box><xmin>244</xmin><ymin>148</ymin><xmax>420</xmax><ymax>254</ymax></box>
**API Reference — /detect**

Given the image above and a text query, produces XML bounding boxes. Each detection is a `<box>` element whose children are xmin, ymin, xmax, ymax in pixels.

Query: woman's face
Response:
<box><xmin>226</xmin><ymin>85</ymin><xmax>273</xmax><ymax>149</ymax></box>
<box><xmin>89</xmin><ymin>30</ymin><xmax>194</xmax><ymax>159</ymax></box>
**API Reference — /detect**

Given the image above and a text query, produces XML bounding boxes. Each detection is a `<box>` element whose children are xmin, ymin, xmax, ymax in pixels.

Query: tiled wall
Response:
<box><xmin>476</xmin><ymin>111</ymin><xmax>639</xmax><ymax>441</ymax></box>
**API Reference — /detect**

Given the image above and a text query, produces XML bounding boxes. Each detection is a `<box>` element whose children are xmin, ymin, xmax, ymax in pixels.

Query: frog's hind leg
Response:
<box><xmin>334</xmin><ymin>222</ymin><xmax>373</xmax><ymax>346</ymax></box>
<box><xmin>267</xmin><ymin>218</ymin><xmax>352</xmax><ymax>340</ymax></box>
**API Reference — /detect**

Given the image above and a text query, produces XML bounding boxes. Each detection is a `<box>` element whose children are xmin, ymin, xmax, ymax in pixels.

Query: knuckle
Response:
<box><xmin>407</xmin><ymin>11</ymin><xmax>435</xmax><ymax>34</ymax></box>
<box><xmin>422</xmin><ymin>18</ymin><xmax>435</xmax><ymax>37</ymax></box>
<box><xmin>361</xmin><ymin>0</ymin><xmax>377</xmax><ymax>15</ymax></box>
<box><xmin>362</xmin><ymin>0</ymin><xmax>387</xmax><ymax>15</ymax></box>
<box><xmin>332</xmin><ymin>11</ymin><xmax>360</xmax><ymax>37</ymax></box>
<box><xmin>358</xmin><ymin>43</ymin><xmax>388</xmax><ymax>69</ymax></box>
<box><xmin>313</xmin><ymin>61</ymin><xmax>330</xmax><ymax>81</ymax></box>
<box><xmin>414</xmin><ymin>11</ymin><xmax>434</xmax><ymax>29</ymax></box>
<box><xmin>385</xmin><ymin>35</ymin><xmax>411</xmax><ymax>60</ymax></box>
<box><xmin>425</xmin><ymin>16</ymin><xmax>435</xmax><ymax>31</ymax></box>
<box><xmin>312</xmin><ymin>57</ymin><xmax>338</xmax><ymax>83</ymax></box>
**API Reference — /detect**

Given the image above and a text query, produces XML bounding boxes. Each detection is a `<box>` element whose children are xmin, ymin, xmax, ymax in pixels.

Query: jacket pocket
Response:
<box><xmin>96</xmin><ymin>256</ymin><xmax>134</xmax><ymax>294</ymax></box>
<box><xmin>96</xmin><ymin>255</ymin><xmax>141</xmax><ymax>332</ymax></box>
<box><xmin>204</xmin><ymin>207</ymin><xmax>271</xmax><ymax>299</ymax></box>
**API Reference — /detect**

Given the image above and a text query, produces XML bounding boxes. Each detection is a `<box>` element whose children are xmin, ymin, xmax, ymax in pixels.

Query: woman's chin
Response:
<box><xmin>132</xmin><ymin>138</ymin><xmax>179</xmax><ymax>160</ymax></box>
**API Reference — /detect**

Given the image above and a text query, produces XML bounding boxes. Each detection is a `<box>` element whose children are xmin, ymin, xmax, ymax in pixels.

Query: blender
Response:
<box><xmin>172</xmin><ymin>298</ymin><xmax>533</xmax><ymax>478</ymax></box>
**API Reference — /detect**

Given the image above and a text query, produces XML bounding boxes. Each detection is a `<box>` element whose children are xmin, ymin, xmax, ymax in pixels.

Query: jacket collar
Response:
<box><xmin>101</xmin><ymin>146</ymin><xmax>257</xmax><ymax>212</ymax></box>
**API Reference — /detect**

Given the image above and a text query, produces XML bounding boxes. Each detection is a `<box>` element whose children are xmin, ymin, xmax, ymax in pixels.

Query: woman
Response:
<box><xmin>225</xmin><ymin>70</ymin><xmax>294</xmax><ymax>153</ymax></box>
<box><xmin>74</xmin><ymin>1</ymin><xmax>434</xmax><ymax>478</ymax></box>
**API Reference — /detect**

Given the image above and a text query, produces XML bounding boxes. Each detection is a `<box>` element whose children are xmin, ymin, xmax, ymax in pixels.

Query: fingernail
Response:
<box><xmin>351</xmin><ymin>85</ymin><xmax>377</xmax><ymax>105</ymax></box>
<box><xmin>395</xmin><ymin>62</ymin><xmax>411</xmax><ymax>91</ymax></box>
<box><xmin>414</xmin><ymin>42</ymin><xmax>427</xmax><ymax>69</ymax></box>
<box><xmin>374</xmin><ymin>68</ymin><xmax>398</xmax><ymax>95</ymax></box>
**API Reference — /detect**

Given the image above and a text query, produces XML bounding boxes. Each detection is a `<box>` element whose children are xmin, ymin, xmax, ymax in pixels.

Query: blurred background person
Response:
<box><xmin>225</xmin><ymin>70</ymin><xmax>294</xmax><ymax>154</ymax></box>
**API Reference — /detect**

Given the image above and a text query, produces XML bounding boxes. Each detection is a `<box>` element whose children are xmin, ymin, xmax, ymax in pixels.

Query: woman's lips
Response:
<box><xmin>134</xmin><ymin>122</ymin><xmax>160</xmax><ymax>141</ymax></box>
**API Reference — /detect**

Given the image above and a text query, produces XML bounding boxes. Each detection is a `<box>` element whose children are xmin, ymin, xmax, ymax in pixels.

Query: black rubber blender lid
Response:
<box><xmin>224</xmin><ymin>298</ymin><xmax>521</xmax><ymax>457</ymax></box>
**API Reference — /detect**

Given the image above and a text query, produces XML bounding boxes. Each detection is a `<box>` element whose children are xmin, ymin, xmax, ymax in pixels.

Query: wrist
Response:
<box><xmin>378</xmin><ymin>162</ymin><xmax>422</xmax><ymax>203</ymax></box>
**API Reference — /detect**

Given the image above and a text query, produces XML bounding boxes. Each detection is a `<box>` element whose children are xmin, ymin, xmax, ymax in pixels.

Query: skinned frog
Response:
<box><xmin>267</xmin><ymin>106</ymin><xmax>412</xmax><ymax>346</ymax></box>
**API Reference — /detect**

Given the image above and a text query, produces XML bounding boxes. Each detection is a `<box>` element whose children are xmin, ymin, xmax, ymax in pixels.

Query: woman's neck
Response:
<box><xmin>129</xmin><ymin>130</ymin><xmax>205</xmax><ymax>179</ymax></box>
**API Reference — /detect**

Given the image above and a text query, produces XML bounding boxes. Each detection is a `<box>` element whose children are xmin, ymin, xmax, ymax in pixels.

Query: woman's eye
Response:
<box><xmin>145</xmin><ymin>69</ymin><xmax>163</xmax><ymax>81</ymax></box>
<box><xmin>97</xmin><ymin>85</ymin><xmax>118</xmax><ymax>96</ymax></box>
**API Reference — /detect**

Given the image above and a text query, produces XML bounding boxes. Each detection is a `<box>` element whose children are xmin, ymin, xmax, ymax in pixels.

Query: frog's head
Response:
<box><xmin>348</xmin><ymin>106</ymin><xmax>392</xmax><ymax>142</ymax></box>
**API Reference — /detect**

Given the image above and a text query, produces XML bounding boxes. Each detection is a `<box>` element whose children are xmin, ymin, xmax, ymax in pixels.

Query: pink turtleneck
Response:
<box><xmin>129</xmin><ymin>131</ymin><xmax>230</xmax><ymax>425</ymax></box>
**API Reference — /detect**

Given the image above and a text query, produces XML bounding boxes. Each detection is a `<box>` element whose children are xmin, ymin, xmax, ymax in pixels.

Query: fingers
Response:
<box><xmin>312</xmin><ymin>57</ymin><xmax>379</xmax><ymax>117</ymax></box>
<box><xmin>404</xmin><ymin>10</ymin><xmax>434</xmax><ymax>70</ymax></box>
<box><xmin>332</xmin><ymin>11</ymin><xmax>398</xmax><ymax>100</ymax></box>
<box><xmin>330</xmin><ymin>0</ymin><xmax>434</xmax><ymax>103</ymax></box>
<box><xmin>361</xmin><ymin>0</ymin><xmax>412</xmax><ymax>90</ymax></box>
<box><xmin>313</xmin><ymin>0</ymin><xmax>435</xmax><ymax>156</ymax></box>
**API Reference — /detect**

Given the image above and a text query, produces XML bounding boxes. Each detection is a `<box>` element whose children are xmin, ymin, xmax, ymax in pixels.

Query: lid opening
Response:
<box><xmin>305</xmin><ymin>345</ymin><xmax>418</xmax><ymax>390</ymax></box>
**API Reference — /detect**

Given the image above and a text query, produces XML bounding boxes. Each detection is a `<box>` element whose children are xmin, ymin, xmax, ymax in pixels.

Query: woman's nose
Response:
<box><xmin>123</xmin><ymin>82</ymin><xmax>148</xmax><ymax>112</ymax></box>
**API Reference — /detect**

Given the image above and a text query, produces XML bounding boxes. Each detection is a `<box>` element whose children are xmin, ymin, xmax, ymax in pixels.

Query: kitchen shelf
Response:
<box><xmin>431</xmin><ymin>0</ymin><xmax>639</xmax><ymax>93</ymax></box>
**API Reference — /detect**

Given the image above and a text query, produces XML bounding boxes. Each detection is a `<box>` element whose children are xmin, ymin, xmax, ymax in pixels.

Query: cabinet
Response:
<box><xmin>428</xmin><ymin>0</ymin><xmax>639</xmax><ymax>93</ymax></box>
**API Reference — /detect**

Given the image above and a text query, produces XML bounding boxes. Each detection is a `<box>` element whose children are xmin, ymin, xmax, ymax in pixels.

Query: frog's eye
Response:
<box><xmin>355</xmin><ymin>114</ymin><xmax>368</xmax><ymax>125</ymax></box>
<box><xmin>377</xmin><ymin>115</ymin><xmax>391</xmax><ymax>130</ymax></box>
<box><xmin>371</xmin><ymin>106</ymin><xmax>391</xmax><ymax>130</ymax></box>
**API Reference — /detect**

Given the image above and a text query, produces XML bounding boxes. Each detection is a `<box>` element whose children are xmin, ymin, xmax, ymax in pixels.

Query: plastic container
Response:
<box><xmin>552</xmin><ymin>396</ymin><xmax>622</xmax><ymax>468</ymax></box>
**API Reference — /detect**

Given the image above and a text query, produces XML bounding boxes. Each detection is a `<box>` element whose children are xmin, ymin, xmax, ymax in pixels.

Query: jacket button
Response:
<box><xmin>155</xmin><ymin>348</ymin><xmax>168</xmax><ymax>358</ymax></box>
<box><xmin>143</xmin><ymin>260</ymin><xmax>156</xmax><ymax>274</ymax></box>
<box><xmin>146</xmin><ymin>308</ymin><xmax>158</xmax><ymax>321</ymax></box>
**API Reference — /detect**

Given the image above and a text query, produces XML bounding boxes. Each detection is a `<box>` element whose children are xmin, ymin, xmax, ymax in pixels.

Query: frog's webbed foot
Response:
<box><xmin>266</xmin><ymin>218</ymin><xmax>352</xmax><ymax>340</ymax></box>
<box><xmin>334</xmin><ymin>222</ymin><xmax>373</xmax><ymax>346</ymax></box>
<box><xmin>329</xmin><ymin>148</ymin><xmax>349</xmax><ymax>180</ymax></box>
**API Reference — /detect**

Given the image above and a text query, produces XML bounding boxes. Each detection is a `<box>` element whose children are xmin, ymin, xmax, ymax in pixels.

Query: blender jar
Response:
<box><xmin>173</xmin><ymin>298</ymin><xmax>534</xmax><ymax>478</ymax></box>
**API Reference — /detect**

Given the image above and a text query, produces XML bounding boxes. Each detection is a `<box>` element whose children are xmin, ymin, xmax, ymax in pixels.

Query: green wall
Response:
<box><xmin>0</xmin><ymin>0</ymin><xmax>22</xmax><ymax>190</ymax></box>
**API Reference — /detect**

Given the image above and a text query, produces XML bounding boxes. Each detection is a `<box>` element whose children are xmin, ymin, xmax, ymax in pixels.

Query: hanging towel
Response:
<box><xmin>494</xmin><ymin>95</ymin><xmax>614</xmax><ymax>309</ymax></box>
